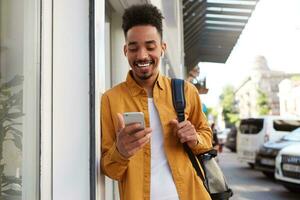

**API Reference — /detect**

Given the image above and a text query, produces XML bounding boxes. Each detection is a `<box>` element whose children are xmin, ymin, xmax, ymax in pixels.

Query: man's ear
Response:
<box><xmin>123</xmin><ymin>44</ymin><xmax>127</xmax><ymax>56</ymax></box>
<box><xmin>161</xmin><ymin>42</ymin><xmax>167</xmax><ymax>54</ymax></box>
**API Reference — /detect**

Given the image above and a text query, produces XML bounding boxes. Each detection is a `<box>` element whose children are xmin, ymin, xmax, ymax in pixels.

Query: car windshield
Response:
<box><xmin>273</xmin><ymin>120</ymin><xmax>300</xmax><ymax>131</ymax></box>
<box><xmin>239</xmin><ymin>118</ymin><xmax>264</xmax><ymax>134</ymax></box>
<box><xmin>282</xmin><ymin>127</ymin><xmax>300</xmax><ymax>141</ymax></box>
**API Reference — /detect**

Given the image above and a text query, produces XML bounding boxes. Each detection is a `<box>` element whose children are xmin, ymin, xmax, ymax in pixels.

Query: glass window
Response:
<box><xmin>273</xmin><ymin>120</ymin><xmax>300</xmax><ymax>132</ymax></box>
<box><xmin>239</xmin><ymin>118</ymin><xmax>264</xmax><ymax>134</ymax></box>
<box><xmin>0</xmin><ymin>0</ymin><xmax>40</xmax><ymax>199</ymax></box>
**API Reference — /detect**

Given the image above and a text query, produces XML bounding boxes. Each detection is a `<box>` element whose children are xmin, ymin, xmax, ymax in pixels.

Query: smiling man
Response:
<box><xmin>125</xmin><ymin>25</ymin><xmax>164</xmax><ymax>88</ymax></box>
<box><xmin>101</xmin><ymin>4</ymin><xmax>212</xmax><ymax>200</ymax></box>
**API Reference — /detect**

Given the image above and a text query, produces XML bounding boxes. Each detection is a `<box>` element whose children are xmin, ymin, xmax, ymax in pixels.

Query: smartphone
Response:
<box><xmin>123</xmin><ymin>112</ymin><xmax>145</xmax><ymax>129</ymax></box>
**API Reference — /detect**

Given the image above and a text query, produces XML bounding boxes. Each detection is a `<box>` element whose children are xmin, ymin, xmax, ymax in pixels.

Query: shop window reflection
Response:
<box><xmin>0</xmin><ymin>0</ymin><xmax>40</xmax><ymax>199</ymax></box>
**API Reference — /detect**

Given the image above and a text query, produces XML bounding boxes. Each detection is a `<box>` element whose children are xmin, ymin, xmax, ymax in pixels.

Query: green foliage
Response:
<box><xmin>207</xmin><ymin>107</ymin><xmax>218</xmax><ymax>122</ymax></box>
<box><xmin>0</xmin><ymin>75</ymin><xmax>23</xmax><ymax>198</ymax></box>
<box><xmin>219</xmin><ymin>85</ymin><xmax>239</xmax><ymax>127</ymax></box>
<box><xmin>291</xmin><ymin>75</ymin><xmax>300</xmax><ymax>81</ymax></box>
<box><xmin>257</xmin><ymin>88</ymin><xmax>270</xmax><ymax>115</ymax></box>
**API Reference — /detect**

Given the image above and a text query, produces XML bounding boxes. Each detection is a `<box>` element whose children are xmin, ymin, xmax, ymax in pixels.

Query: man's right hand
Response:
<box><xmin>116</xmin><ymin>113</ymin><xmax>152</xmax><ymax>159</ymax></box>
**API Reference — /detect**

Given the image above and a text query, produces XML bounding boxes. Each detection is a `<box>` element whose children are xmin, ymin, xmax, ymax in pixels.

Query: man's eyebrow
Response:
<box><xmin>128</xmin><ymin>40</ymin><xmax>157</xmax><ymax>46</ymax></box>
<box><xmin>128</xmin><ymin>41</ymin><xmax>138</xmax><ymax>46</ymax></box>
<box><xmin>145</xmin><ymin>40</ymin><xmax>157</xmax><ymax>45</ymax></box>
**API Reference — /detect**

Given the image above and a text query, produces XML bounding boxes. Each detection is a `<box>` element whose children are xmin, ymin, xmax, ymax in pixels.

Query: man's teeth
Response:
<box><xmin>137</xmin><ymin>63</ymin><xmax>150</xmax><ymax>67</ymax></box>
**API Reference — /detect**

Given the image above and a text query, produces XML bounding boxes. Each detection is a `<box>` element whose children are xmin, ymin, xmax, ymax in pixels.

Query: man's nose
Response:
<box><xmin>136</xmin><ymin>47</ymin><xmax>148</xmax><ymax>60</ymax></box>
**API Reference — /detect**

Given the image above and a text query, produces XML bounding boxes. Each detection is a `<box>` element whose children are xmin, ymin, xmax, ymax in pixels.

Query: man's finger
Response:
<box><xmin>170</xmin><ymin>119</ymin><xmax>179</xmax><ymax>127</ymax></box>
<box><xmin>117</xmin><ymin>113</ymin><xmax>125</xmax><ymax>133</ymax></box>
<box><xmin>178</xmin><ymin>125</ymin><xmax>194</xmax><ymax>135</ymax></box>
<box><xmin>125</xmin><ymin>123</ymin><xmax>145</xmax><ymax>136</ymax></box>
<box><xmin>177</xmin><ymin>120</ymin><xmax>191</xmax><ymax>129</ymax></box>
<box><xmin>128</xmin><ymin>134</ymin><xmax>151</xmax><ymax>153</ymax></box>
<box><xmin>129</xmin><ymin>128</ymin><xmax>152</xmax><ymax>140</ymax></box>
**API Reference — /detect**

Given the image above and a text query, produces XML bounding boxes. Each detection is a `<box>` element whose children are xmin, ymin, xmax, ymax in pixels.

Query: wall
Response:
<box><xmin>110</xmin><ymin>11</ymin><xmax>129</xmax><ymax>86</ymax></box>
<box><xmin>52</xmin><ymin>0</ymin><xmax>90</xmax><ymax>199</ymax></box>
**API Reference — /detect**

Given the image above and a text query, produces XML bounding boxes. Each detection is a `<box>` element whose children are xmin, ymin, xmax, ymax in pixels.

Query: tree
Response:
<box><xmin>291</xmin><ymin>75</ymin><xmax>300</xmax><ymax>81</ymax></box>
<box><xmin>219</xmin><ymin>85</ymin><xmax>239</xmax><ymax>127</ymax></box>
<box><xmin>257</xmin><ymin>88</ymin><xmax>270</xmax><ymax>115</ymax></box>
<box><xmin>207</xmin><ymin>107</ymin><xmax>218</xmax><ymax>121</ymax></box>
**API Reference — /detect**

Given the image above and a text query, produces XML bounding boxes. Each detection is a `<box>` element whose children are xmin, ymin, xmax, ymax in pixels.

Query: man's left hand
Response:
<box><xmin>170</xmin><ymin>119</ymin><xmax>199</xmax><ymax>148</ymax></box>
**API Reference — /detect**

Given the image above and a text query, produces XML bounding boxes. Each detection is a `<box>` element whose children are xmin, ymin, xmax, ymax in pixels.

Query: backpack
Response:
<box><xmin>171</xmin><ymin>78</ymin><xmax>233</xmax><ymax>200</ymax></box>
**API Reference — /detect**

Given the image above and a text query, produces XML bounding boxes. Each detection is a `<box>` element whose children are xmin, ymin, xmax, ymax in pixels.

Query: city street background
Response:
<box><xmin>219</xmin><ymin>148</ymin><xmax>299</xmax><ymax>200</ymax></box>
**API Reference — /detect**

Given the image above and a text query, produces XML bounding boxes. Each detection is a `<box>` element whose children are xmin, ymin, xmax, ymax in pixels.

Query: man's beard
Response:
<box><xmin>138</xmin><ymin>72</ymin><xmax>152</xmax><ymax>80</ymax></box>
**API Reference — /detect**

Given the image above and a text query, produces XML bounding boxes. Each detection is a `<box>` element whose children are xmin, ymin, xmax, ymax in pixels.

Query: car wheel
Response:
<box><xmin>262</xmin><ymin>171</ymin><xmax>274</xmax><ymax>179</ymax></box>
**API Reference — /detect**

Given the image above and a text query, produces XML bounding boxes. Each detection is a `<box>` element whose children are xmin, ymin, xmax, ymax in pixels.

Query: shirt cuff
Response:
<box><xmin>109</xmin><ymin>143</ymin><xmax>130</xmax><ymax>165</ymax></box>
<box><xmin>191</xmin><ymin>134</ymin><xmax>211</xmax><ymax>155</ymax></box>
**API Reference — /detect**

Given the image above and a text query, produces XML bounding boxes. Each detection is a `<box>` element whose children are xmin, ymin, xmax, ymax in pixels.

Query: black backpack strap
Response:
<box><xmin>171</xmin><ymin>79</ymin><xmax>207</xmax><ymax>188</ymax></box>
<box><xmin>171</xmin><ymin>79</ymin><xmax>185</xmax><ymax>122</ymax></box>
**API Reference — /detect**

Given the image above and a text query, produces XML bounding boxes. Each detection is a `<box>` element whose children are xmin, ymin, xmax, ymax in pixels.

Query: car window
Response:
<box><xmin>239</xmin><ymin>118</ymin><xmax>264</xmax><ymax>134</ymax></box>
<box><xmin>273</xmin><ymin>120</ymin><xmax>300</xmax><ymax>132</ymax></box>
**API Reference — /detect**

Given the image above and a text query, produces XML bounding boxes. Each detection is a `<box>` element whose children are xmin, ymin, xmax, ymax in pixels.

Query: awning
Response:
<box><xmin>183</xmin><ymin>0</ymin><xmax>259</xmax><ymax>71</ymax></box>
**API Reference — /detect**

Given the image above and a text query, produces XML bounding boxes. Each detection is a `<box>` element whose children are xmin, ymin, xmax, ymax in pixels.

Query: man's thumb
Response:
<box><xmin>117</xmin><ymin>113</ymin><xmax>125</xmax><ymax>133</ymax></box>
<box><xmin>170</xmin><ymin>119</ymin><xmax>178</xmax><ymax>127</ymax></box>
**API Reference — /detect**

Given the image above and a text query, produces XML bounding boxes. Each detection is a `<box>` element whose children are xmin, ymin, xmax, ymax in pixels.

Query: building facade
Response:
<box><xmin>278</xmin><ymin>79</ymin><xmax>300</xmax><ymax>117</ymax></box>
<box><xmin>235</xmin><ymin>56</ymin><xmax>299</xmax><ymax>118</ymax></box>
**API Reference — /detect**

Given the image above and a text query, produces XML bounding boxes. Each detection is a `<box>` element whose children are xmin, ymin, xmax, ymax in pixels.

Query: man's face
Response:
<box><xmin>124</xmin><ymin>25</ymin><xmax>166</xmax><ymax>81</ymax></box>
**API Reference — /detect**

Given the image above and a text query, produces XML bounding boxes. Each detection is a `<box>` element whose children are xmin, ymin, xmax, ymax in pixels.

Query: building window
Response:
<box><xmin>0</xmin><ymin>0</ymin><xmax>40</xmax><ymax>199</ymax></box>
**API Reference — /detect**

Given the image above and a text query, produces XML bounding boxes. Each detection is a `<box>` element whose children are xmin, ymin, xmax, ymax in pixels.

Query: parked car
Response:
<box><xmin>275</xmin><ymin>144</ymin><xmax>300</xmax><ymax>192</ymax></box>
<box><xmin>237</xmin><ymin>116</ymin><xmax>300</xmax><ymax>166</ymax></box>
<box><xmin>225</xmin><ymin>126</ymin><xmax>237</xmax><ymax>152</ymax></box>
<box><xmin>255</xmin><ymin>127</ymin><xmax>300</xmax><ymax>178</ymax></box>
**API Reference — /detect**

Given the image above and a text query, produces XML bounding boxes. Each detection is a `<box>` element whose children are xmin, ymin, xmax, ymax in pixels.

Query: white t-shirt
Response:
<box><xmin>148</xmin><ymin>98</ymin><xmax>179</xmax><ymax>200</ymax></box>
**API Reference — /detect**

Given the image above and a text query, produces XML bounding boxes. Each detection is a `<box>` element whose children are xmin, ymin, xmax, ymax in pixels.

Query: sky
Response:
<box><xmin>199</xmin><ymin>0</ymin><xmax>300</xmax><ymax>108</ymax></box>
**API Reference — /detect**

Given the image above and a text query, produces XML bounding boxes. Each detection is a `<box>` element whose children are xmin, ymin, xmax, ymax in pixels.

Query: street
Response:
<box><xmin>218</xmin><ymin>148</ymin><xmax>299</xmax><ymax>200</ymax></box>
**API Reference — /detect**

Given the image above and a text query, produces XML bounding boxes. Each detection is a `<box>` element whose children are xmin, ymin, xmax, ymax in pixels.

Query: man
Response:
<box><xmin>101</xmin><ymin>4</ymin><xmax>212</xmax><ymax>200</ymax></box>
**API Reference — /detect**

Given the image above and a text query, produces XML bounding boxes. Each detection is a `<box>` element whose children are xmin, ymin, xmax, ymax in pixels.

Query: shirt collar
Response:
<box><xmin>126</xmin><ymin>70</ymin><xmax>165</xmax><ymax>97</ymax></box>
<box><xmin>156</xmin><ymin>72</ymin><xmax>164</xmax><ymax>90</ymax></box>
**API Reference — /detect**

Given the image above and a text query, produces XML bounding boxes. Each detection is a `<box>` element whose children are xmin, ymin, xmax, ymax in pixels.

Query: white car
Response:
<box><xmin>237</xmin><ymin>116</ymin><xmax>300</xmax><ymax>165</ymax></box>
<box><xmin>275</xmin><ymin>144</ymin><xmax>300</xmax><ymax>192</ymax></box>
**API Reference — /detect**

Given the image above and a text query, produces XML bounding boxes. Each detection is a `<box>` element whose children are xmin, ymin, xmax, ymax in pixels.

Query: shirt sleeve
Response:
<box><xmin>186</xmin><ymin>83</ymin><xmax>213</xmax><ymax>155</ymax></box>
<box><xmin>100</xmin><ymin>93</ymin><xmax>129</xmax><ymax>180</ymax></box>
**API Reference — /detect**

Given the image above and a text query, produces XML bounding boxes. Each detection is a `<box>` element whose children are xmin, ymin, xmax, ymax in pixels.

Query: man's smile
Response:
<box><xmin>134</xmin><ymin>60</ymin><xmax>154</xmax><ymax>68</ymax></box>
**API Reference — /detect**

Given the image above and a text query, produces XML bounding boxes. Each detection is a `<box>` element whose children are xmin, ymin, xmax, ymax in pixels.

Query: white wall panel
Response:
<box><xmin>52</xmin><ymin>0</ymin><xmax>90</xmax><ymax>199</ymax></box>
<box><xmin>111</xmin><ymin>12</ymin><xmax>129</xmax><ymax>86</ymax></box>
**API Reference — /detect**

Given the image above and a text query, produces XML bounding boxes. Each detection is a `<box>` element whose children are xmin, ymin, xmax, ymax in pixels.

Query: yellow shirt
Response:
<box><xmin>101</xmin><ymin>71</ymin><xmax>212</xmax><ymax>200</ymax></box>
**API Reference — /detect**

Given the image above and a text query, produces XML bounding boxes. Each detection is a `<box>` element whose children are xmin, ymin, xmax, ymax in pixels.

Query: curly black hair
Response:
<box><xmin>122</xmin><ymin>4</ymin><xmax>164</xmax><ymax>39</ymax></box>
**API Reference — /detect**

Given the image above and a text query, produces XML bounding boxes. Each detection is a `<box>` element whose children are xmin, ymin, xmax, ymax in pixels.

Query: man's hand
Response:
<box><xmin>116</xmin><ymin>113</ymin><xmax>151</xmax><ymax>158</ymax></box>
<box><xmin>170</xmin><ymin>119</ymin><xmax>198</xmax><ymax>148</ymax></box>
